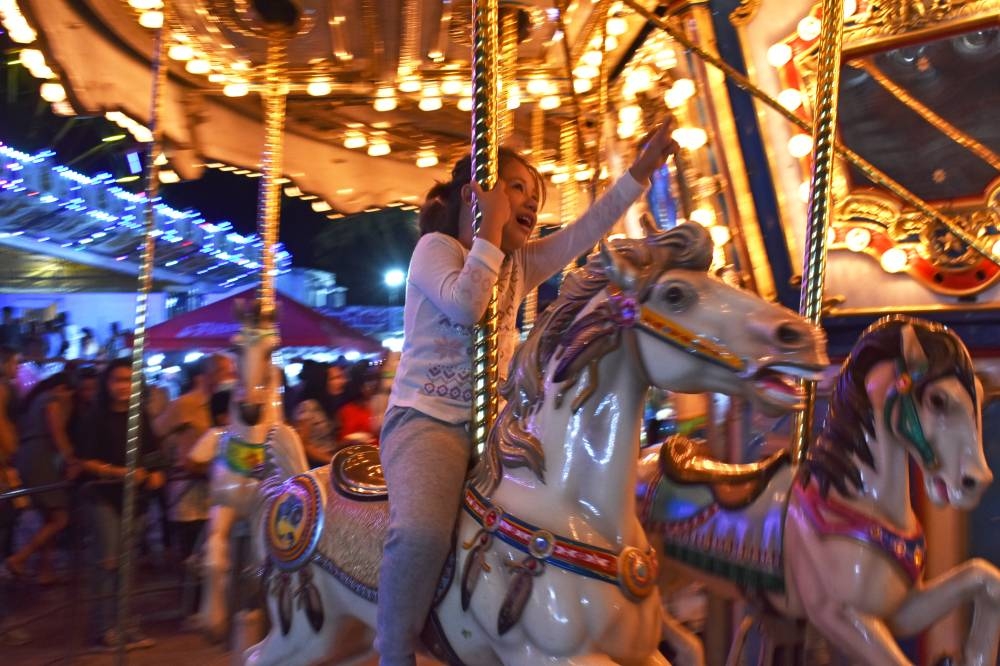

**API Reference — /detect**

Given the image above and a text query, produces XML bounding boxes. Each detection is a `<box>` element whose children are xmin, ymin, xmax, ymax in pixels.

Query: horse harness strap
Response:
<box><xmin>221</xmin><ymin>430</ymin><xmax>272</xmax><ymax>475</ymax></box>
<box><xmin>883</xmin><ymin>358</ymin><xmax>938</xmax><ymax>469</ymax></box>
<box><xmin>606</xmin><ymin>287</ymin><xmax>746</xmax><ymax>374</ymax></box>
<box><xmin>462</xmin><ymin>486</ymin><xmax>658</xmax><ymax>606</ymax></box>
<box><xmin>794</xmin><ymin>481</ymin><xmax>925</xmax><ymax>583</ymax></box>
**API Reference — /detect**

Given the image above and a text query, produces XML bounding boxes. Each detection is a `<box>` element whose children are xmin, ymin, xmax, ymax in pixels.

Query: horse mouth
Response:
<box><xmin>239</xmin><ymin>402</ymin><xmax>263</xmax><ymax>426</ymax></box>
<box><xmin>750</xmin><ymin>364</ymin><xmax>824</xmax><ymax>411</ymax></box>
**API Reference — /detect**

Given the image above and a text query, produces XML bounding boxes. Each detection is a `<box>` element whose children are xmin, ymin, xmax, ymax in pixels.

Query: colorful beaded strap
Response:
<box><xmin>462</xmin><ymin>485</ymin><xmax>657</xmax><ymax>601</ymax></box>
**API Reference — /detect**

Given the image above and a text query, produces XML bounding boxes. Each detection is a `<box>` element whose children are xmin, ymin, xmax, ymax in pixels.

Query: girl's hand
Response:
<box><xmin>629</xmin><ymin>113</ymin><xmax>681</xmax><ymax>183</ymax></box>
<box><xmin>470</xmin><ymin>180</ymin><xmax>510</xmax><ymax>251</ymax></box>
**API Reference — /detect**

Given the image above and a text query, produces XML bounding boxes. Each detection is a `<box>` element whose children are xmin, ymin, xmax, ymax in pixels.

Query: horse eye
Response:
<box><xmin>661</xmin><ymin>283</ymin><xmax>693</xmax><ymax>311</ymax></box>
<box><xmin>928</xmin><ymin>392</ymin><xmax>947</xmax><ymax>411</ymax></box>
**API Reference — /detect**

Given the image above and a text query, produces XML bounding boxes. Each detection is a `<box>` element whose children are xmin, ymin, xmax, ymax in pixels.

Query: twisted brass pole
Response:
<box><xmin>257</xmin><ymin>33</ymin><xmax>290</xmax><ymax>320</ymax></box>
<box><xmin>117</xmin><ymin>3</ymin><xmax>170</xmax><ymax>661</ymax></box>
<box><xmin>470</xmin><ymin>0</ymin><xmax>500</xmax><ymax>452</ymax></box>
<box><xmin>620</xmin><ymin>0</ymin><xmax>999</xmax><ymax>268</ymax></box>
<box><xmin>791</xmin><ymin>0</ymin><xmax>845</xmax><ymax>462</ymax></box>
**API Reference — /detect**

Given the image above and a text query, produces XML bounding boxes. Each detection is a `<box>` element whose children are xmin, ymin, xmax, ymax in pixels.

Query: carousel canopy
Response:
<box><xmin>146</xmin><ymin>287</ymin><xmax>381</xmax><ymax>351</ymax></box>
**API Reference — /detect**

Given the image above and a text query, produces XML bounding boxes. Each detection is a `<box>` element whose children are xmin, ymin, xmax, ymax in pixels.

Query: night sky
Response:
<box><xmin>1</xmin><ymin>33</ymin><xmax>419</xmax><ymax>305</ymax></box>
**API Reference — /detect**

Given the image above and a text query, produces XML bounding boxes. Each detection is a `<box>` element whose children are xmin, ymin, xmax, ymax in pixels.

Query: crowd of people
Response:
<box><xmin>0</xmin><ymin>341</ymin><xmax>385</xmax><ymax>652</ymax></box>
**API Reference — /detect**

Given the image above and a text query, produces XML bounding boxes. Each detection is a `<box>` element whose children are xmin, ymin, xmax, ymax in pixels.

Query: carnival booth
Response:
<box><xmin>3</xmin><ymin>0</ymin><xmax>999</xmax><ymax>664</ymax></box>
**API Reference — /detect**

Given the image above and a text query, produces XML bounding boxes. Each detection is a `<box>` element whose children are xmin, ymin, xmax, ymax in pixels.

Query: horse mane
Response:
<box><xmin>471</xmin><ymin>223</ymin><xmax>714</xmax><ymax>494</ymax></box>
<box><xmin>802</xmin><ymin>315</ymin><xmax>978</xmax><ymax>498</ymax></box>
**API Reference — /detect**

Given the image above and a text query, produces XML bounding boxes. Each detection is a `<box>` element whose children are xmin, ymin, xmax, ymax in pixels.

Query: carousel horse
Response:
<box><xmin>639</xmin><ymin>315</ymin><xmax>1000</xmax><ymax>665</ymax></box>
<box><xmin>196</xmin><ymin>303</ymin><xmax>308</xmax><ymax>640</ymax></box>
<box><xmin>245</xmin><ymin>222</ymin><xmax>828</xmax><ymax>666</ymax></box>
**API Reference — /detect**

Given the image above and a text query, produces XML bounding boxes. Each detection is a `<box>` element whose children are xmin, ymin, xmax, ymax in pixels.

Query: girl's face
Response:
<box><xmin>497</xmin><ymin>159</ymin><xmax>540</xmax><ymax>254</ymax></box>
<box><xmin>327</xmin><ymin>367</ymin><xmax>347</xmax><ymax>396</ymax></box>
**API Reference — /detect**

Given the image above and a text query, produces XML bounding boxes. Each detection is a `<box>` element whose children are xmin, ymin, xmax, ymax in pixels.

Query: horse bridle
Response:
<box><xmin>606</xmin><ymin>287</ymin><xmax>747</xmax><ymax>379</ymax></box>
<box><xmin>883</xmin><ymin>358</ymin><xmax>940</xmax><ymax>470</ymax></box>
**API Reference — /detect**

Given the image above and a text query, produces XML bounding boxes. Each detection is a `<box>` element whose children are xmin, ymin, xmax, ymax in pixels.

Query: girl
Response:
<box><xmin>376</xmin><ymin>116</ymin><xmax>679</xmax><ymax>665</ymax></box>
<box><xmin>292</xmin><ymin>360</ymin><xmax>350</xmax><ymax>466</ymax></box>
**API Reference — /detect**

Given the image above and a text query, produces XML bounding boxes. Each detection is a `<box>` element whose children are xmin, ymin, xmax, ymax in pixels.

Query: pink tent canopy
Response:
<box><xmin>146</xmin><ymin>289</ymin><xmax>381</xmax><ymax>353</ymax></box>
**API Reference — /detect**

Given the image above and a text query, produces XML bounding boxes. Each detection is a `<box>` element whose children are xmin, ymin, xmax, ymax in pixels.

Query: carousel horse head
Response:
<box><xmin>232</xmin><ymin>299</ymin><xmax>280</xmax><ymax>427</ymax></box>
<box><xmin>593</xmin><ymin>222</ymin><xmax>828</xmax><ymax>412</ymax></box>
<box><xmin>806</xmin><ymin>315</ymin><xmax>991</xmax><ymax>510</ymax></box>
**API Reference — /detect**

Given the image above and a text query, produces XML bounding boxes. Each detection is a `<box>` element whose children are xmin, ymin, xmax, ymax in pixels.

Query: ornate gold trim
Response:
<box><xmin>729</xmin><ymin>0</ymin><xmax>763</xmax><ymax>26</ymax></box>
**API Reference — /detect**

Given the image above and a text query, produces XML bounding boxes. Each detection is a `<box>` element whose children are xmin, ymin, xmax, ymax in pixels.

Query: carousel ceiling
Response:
<box><xmin>5</xmin><ymin>0</ymin><xmax>674</xmax><ymax>215</ymax></box>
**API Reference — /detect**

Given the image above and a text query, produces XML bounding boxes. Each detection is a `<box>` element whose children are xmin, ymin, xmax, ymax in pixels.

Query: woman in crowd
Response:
<box><xmin>4</xmin><ymin>371</ymin><xmax>76</xmax><ymax>583</ymax></box>
<box><xmin>337</xmin><ymin>363</ymin><xmax>381</xmax><ymax>445</ymax></box>
<box><xmin>76</xmin><ymin>358</ymin><xmax>165</xmax><ymax>651</ymax></box>
<box><xmin>292</xmin><ymin>360</ymin><xmax>349</xmax><ymax>466</ymax></box>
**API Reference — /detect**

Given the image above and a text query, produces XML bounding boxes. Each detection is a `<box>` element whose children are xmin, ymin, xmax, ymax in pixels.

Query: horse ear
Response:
<box><xmin>900</xmin><ymin>323</ymin><xmax>929</xmax><ymax>377</ymax></box>
<box><xmin>599</xmin><ymin>240</ymin><xmax>636</xmax><ymax>290</ymax></box>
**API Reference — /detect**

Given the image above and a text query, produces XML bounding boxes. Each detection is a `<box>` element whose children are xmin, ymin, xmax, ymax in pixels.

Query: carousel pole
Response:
<box><xmin>257</xmin><ymin>31</ymin><xmax>291</xmax><ymax>319</ymax></box>
<box><xmin>117</xmin><ymin>2</ymin><xmax>170</xmax><ymax>660</ymax></box>
<box><xmin>790</xmin><ymin>0</ymin><xmax>845</xmax><ymax>463</ymax></box>
<box><xmin>470</xmin><ymin>0</ymin><xmax>500</xmax><ymax>452</ymax></box>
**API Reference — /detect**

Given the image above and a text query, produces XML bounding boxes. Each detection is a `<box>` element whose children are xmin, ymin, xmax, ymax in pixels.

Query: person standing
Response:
<box><xmin>291</xmin><ymin>360</ymin><xmax>349</xmax><ymax>466</ymax></box>
<box><xmin>76</xmin><ymin>358</ymin><xmax>165</xmax><ymax>650</ymax></box>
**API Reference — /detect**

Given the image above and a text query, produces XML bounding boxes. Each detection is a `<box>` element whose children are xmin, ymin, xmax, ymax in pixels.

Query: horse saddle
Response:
<box><xmin>659</xmin><ymin>435</ymin><xmax>790</xmax><ymax>510</ymax></box>
<box><xmin>330</xmin><ymin>443</ymin><xmax>387</xmax><ymax>501</ymax></box>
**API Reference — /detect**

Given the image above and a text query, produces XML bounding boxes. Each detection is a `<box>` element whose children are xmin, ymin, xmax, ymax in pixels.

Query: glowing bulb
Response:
<box><xmin>626</xmin><ymin>66</ymin><xmax>655</xmax><ymax>93</ymax></box>
<box><xmin>880</xmin><ymin>247</ymin><xmax>909</xmax><ymax>273</ymax></box>
<box><xmin>129</xmin><ymin>0</ymin><xmax>162</xmax><ymax>8</ymax></box>
<box><xmin>416</xmin><ymin>151</ymin><xmax>439</xmax><ymax>168</ymax></box>
<box><xmin>538</xmin><ymin>95</ymin><xmax>561</xmax><ymax>110</ymax></box>
<box><xmin>419</xmin><ymin>85</ymin><xmax>443</xmax><ymax>111</ymax></box>
<box><xmin>138</xmin><ymin>10</ymin><xmax>164</xmax><ymax>29</ymax></box>
<box><xmin>672</xmin><ymin>78</ymin><xmax>696</xmax><ymax>101</ymax></box>
<box><xmin>307</xmin><ymin>79</ymin><xmax>332</xmax><ymax>96</ymax></box>
<box><xmin>223</xmin><ymin>82</ymin><xmax>249</xmax><ymax>97</ymax></box>
<box><xmin>367</xmin><ymin>139</ymin><xmax>391</xmax><ymax>157</ymax></box>
<box><xmin>168</xmin><ymin>44</ymin><xmax>194</xmax><ymax>61</ymax></box>
<box><xmin>441</xmin><ymin>78</ymin><xmax>464</xmax><ymax>96</ymax></box>
<box><xmin>844</xmin><ymin>0</ymin><xmax>858</xmax><ymax>17</ymax></box>
<box><xmin>618</xmin><ymin>105</ymin><xmax>642</xmax><ymax>125</ymax></box>
<box><xmin>689</xmin><ymin>208</ymin><xmax>715</xmax><ymax>226</ymax></box>
<box><xmin>798</xmin><ymin>181</ymin><xmax>811</xmax><ymax>202</ymax></box>
<box><xmin>573</xmin><ymin>78</ymin><xmax>593</xmax><ymax>94</ymax></box>
<box><xmin>581</xmin><ymin>50</ymin><xmax>603</xmax><ymax>67</ymax></box>
<box><xmin>845</xmin><ymin>227</ymin><xmax>872</xmax><ymax>252</ymax></box>
<box><xmin>572</xmin><ymin>64</ymin><xmax>599</xmax><ymax>80</ymax></box>
<box><xmin>526</xmin><ymin>78</ymin><xmax>551</xmax><ymax>96</ymax></box>
<box><xmin>767</xmin><ymin>43</ymin><xmax>793</xmax><ymax>68</ymax></box>
<box><xmin>506</xmin><ymin>83</ymin><xmax>521</xmax><ymax>110</ymax></box>
<box><xmin>606</xmin><ymin>16</ymin><xmax>628</xmax><ymax>36</ymax></box>
<box><xmin>343</xmin><ymin>131</ymin><xmax>367</xmax><ymax>150</ymax></box>
<box><xmin>19</xmin><ymin>49</ymin><xmax>45</xmax><ymax>70</ymax></box>
<box><xmin>604</xmin><ymin>35</ymin><xmax>618</xmax><ymax>51</ymax></box>
<box><xmin>398</xmin><ymin>77</ymin><xmax>422</xmax><ymax>93</ymax></box>
<box><xmin>654</xmin><ymin>48</ymin><xmax>677</xmax><ymax>70</ymax></box>
<box><xmin>993</xmin><ymin>239</ymin><xmax>1000</xmax><ymax>258</ymax></box>
<box><xmin>374</xmin><ymin>86</ymin><xmax>397</xmax><ymax>112</ymax></box>
<box><xmin>39</xmin><ymin>82</ymin><xmax>66</xmax><ymax>103</ymax></box>
<box><xmin>185</xmin><ymin>59</ymin><xmax>211</xmax><ymax>75</ymax></box>
<box><xmin>797</xmin><ymin>16</ymin><xmax>822</xmax><ymax>42</ymax></box>
<box><xmin>671</xmin><ymin>127</ymin><xmax>708</xmax><ymax>150</ymax></box>
<box><xmin>709</xmin><ymin>225</ymin><xmax>731</xmax><ymax>246</ymax></box>
<box><xmin>787</xmin><ymin>133</ymin><xmax>814</xmax><ymax>158</ymax></box>
<box><xmin>457</xmin><ymin>97</ymin><xmax>473</xmax><ymax>112</ymax></box>
<box><xmin>777</xmin><ymin>88</ymin><xmax>803</xmax><ymax>111</ymax></box>
<box><xmin>617</xmin><ymin>122</ymin><xmax>637</xmax><ymax>139</ymax></box>
<box><xmin>551</xmin><ymin>171</ymin><xmax>570</xmax><ymax>184</ymax></box>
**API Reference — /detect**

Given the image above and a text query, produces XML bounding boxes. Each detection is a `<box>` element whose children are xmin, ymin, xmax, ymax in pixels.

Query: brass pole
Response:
<box><xmin>791</xmin><ymin>0</ymin><xmax>845</xmax><ymax>462</ymax></box>
<box><xmin>470</xmin><ymin>0</ymin><xmax>500</xmax><ymax>452</ymax></box>
<box><xmin>117</xmin><ymin>3</ymin><xmax>170</xmax><ymax>661</ymax></box>
<box><xmin>498</xmin><ymin>8</ymin><xmax>517</xmax><ymax>143</ymax></box>
<box><xmin>620</xmin><ymin>0</ymin><xmax>999</xmax><ymax>268</ymax></box>
<box><xmin>560</xmin><ymin>119</ymin><xmax>580</xmax><ymax>277</ymax></box>
<box><xmin>257</xmin><ymin>32</ymin><xmax>290</xmax><ymax>320</ymax></box>
<box><xmin>523</xmin><ymin>105</ymin><xmax>545</xmax><ymax>332</ymax></box>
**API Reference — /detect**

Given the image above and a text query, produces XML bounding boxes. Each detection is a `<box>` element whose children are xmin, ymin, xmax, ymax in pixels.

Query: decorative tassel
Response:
<box><xmin>296</xmin><ymin>568</ymin><xmax>324</xmax><ymax>632</ymax></box>
<box><xmin>461</xmin><ymin>530</ymin><xmax>493</xmax><ymax>610</ymax></box>
<box><xmin>497</xmin><ymin>556</ymin><xmax>544</xmax><ymax>635</ymax></box>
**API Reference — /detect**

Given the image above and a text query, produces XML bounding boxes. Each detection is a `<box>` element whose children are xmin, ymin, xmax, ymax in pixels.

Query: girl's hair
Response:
<box><xmin>418</xmin><ymin>147</ymin><xmax>546</xmax><ymax>238</ymax></box>
<box><xmin>297</xmin><ymin>360</ymin><xmax>345</xmax><ymax>420</ymax></box>
<box><xmin>22</xmin><ymin>371</ymin><xmax>72</xmax><ymax>414</ymax></box>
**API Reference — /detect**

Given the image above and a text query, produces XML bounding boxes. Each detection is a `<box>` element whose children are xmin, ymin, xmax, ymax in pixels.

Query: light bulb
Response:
<box><xmin>797</xmin><ymin>16</ymin><xmax>822</xmax><ymax>42</ymax></box>
<box><xmin>223</xmin><ymin>82</ymin><xmax>249</xmax><ymax>97</ymax></box>
<box><xmin>606</xmin><ymin>16</ymin><xmax>628</xmax><ymax>36</ymax></box>
<box><xmin>19</xmin><ymin>49</ymin><xmax>45</xmax><ymax>70</ymax></box>
<box><xmin>307</xmin><ymin>79</ymin><xmax>332</xmax><ymax>96</ymax></box>
<box><xmin>573</xmin><ymin>78</ymin><xmax>593</xmax><ymax>94</ymax></box>
<box><xmin>457</xmin><ymin>97</ymin><xmax>473</xmax><ymax>112</ymax></box>
<box><xmin>551</xmin><ymin>171</ymin><xmax>570</xmax><ymax>184</ymax></box>
<box><xmin>39</xmin><ymin>82</ymin><xmax>66</xmax><ymax>103</ymax></box>
<box><xmin>138</xmin><ymin>10</ymin><xmax>164</xmax><ymax>29</ymax></box>
<box><xmin>581</xmin><ymin>50</ymin><xmax>603</xmax><ymax>67</ymax></box>
<box><xmin>845</xmin><ymin>227</ymin><xmax>872</xmax><ymax>252</ymax></box>
<box><xmin>538</xmin><ymin>95</ymin><xmax>561</xmax><ymax>110</ymax></box>
<box><xmin>777</xmin><ymin>88</ymin><xmax>803</xmax><ymax>111</ymax></box>
<box><xmin>416</xmin><ymin>152</ymin><xmax>439</xmax><ymax>168</ymax></box>
<box><xmin>343</xmin><ymin>132</ymin><xmax>367</xmax><ymax>150</ymax></box>
<box><xmin>185</xmin><ymin>59</ymin><xmax>211</xmax><ymax>75</ymax></box>
<box><xmin>709</xmin><ymin>225</ymin><xmax>731</xmax><ymax>246</ymax></box>
<box><xmin>880</xmin><ymin>247</ymin><xmax>909</xmax><ymax>273</ymax></box>
<box><xmin>626</xmin><ymin>66</ymin><xmax>654</xmax><ymax>93</ymax></box>
<box><xmin>618</xmin><ymin>105</ymin><xmax>641</xmax><ymax>125</ymax></box>
<box><xmin>671</xmin><ymin>127</ymin><xmax>708</xmax><ymax>150</ymax></box>
<box><xmin>767</xmin><ymin>43</ymin><xmax>793</xmax><ymax>68</ymax></box>
<box><xmin>526</xmin><ymin>78</ymin><xmax>551</xmax><ymax>96</ymax></box>
<box><xmin>604</xmin><ymin>35</ymin><xmax>618</xmax><ymax>51</ymax></box>
<box><xmin>689</xmin><ymin>208</ymin><xmax>715</xmax><ymax>226</ymax></box>
<box><xmin>441</xmin><ymin>78</ymin><xmax>464</xmax><ymax>96</ymax></box>
<box><xmin>374</xmin><ymin>86</ymin><xmax>397</xmax><ymax>112</ymax></box>
<box><xmin>572</xmin><ymin>64</ymin><xmax>599</xmax><ymax>80</ymax></box>
<box><xmin>398</xmin><ymin>77</ymin><xmax>422</xmax><ymax>93</ymax></box>
<box><xmin>168</xmin><ymin>44</ymin><xmax>194</xmax><ymax>61</ymax></box>
<box><xmin>787</xmin><ymin>133</ymin><xmax>814</xmax><ymax>158</ymax></box>
<box><xmin>367</xmin><ymin>140</ymin><xmax>391</xmax><ymax>157</ymax></box>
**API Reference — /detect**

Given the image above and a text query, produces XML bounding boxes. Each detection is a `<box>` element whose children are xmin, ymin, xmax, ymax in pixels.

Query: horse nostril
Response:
<box><xmin>961</xmin><ymin>475</ymin><xmax>978</xmax><ymax>490</ymax></box>
<box><xmin>776</xmin><ymin>323</ymin><xmax>804</xmax><ymax>347</ymax></box>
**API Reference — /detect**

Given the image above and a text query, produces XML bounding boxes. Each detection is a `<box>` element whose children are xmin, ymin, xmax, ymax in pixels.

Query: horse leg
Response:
<box><xmin>889</xmin><ymin>558</ymin><xmax>1000</xmax><ymax>666</ymax></box>
<box><xmin>200</xmin><ymin>504</ymin><xmax>237</xmax><ymax>641</ymax></box>
<box><xmin>661</xmin><ymin>611</ymin><xmax>706</xmax><ymax>666</ymax></box>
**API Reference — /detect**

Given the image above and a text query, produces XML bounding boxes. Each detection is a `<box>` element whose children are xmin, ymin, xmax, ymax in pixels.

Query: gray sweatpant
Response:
<box><xmin>376</xmin><ymin>406</ymin><xmax>472</xmax><ymax>666</ymax></box>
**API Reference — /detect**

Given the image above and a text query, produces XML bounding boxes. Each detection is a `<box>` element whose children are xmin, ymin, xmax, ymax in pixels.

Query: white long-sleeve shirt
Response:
<box><xmin>387</xmin><ymin>172</ymin><xmax>646</xmax><ymax>424</ymax></box>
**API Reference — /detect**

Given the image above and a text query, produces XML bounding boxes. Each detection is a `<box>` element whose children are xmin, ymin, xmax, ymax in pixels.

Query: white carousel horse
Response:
<box><xmin>639</xmin><ymin>315</ymin><xmax>1000</xmax><ymax>665</ymax></box>
<box><xmin>196</xmin><ymin>303</ymin><xmax>308</xmax><ymax>640</ymax></box>
<box><xmin>245</xmin><ymin>222</ymin><xmax>828</xmax><ymax>666</ymax></box>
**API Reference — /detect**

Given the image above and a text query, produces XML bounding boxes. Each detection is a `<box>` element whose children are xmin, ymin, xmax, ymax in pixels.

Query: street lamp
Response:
<box><xmin>384</xmin><ymin>268</ymin><xmax>405</xmax><ymax>304</ymax></box>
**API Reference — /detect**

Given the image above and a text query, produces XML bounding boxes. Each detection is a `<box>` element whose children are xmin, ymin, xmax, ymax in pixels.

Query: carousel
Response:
<box><xmin>2</xmin><ymin>0</ymin><xmax>999</xmax><ymax>663</ymax></box>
